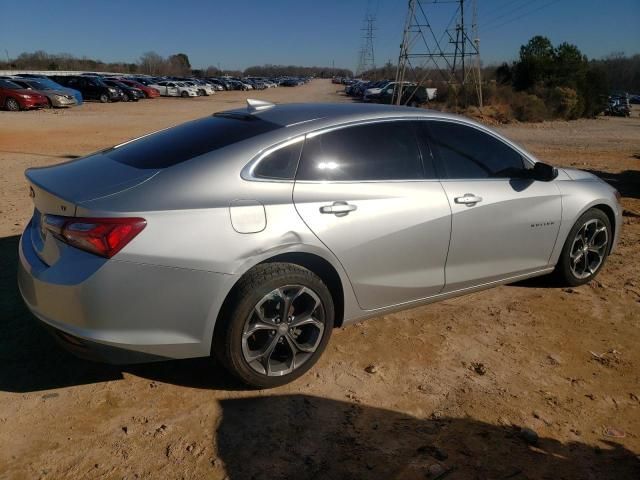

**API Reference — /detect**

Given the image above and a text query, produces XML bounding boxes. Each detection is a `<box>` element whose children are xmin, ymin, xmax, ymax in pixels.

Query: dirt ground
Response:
<box><xmin>0</xmin><ymin>79</ymin><xmax>638</xmax><ymax>479</ymax></box>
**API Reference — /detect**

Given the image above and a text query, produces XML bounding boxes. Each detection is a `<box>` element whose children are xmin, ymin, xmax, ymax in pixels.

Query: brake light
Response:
<box><xmin>43</xmin><ymin>215</ymin><xmax>146</xmax><ymax>258</ymax></box>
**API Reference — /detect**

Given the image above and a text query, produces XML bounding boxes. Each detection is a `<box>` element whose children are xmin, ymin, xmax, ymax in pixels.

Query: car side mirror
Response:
<box><xmin>532</xmin><ymin>162</ymin><xmax>558</xmax><ymax>182</ymax></box>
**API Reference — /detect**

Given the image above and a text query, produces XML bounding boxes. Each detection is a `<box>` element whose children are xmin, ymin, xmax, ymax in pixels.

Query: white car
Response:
<box><xmin>183</xmin><ymin>81</ymin><xmax>216</xmax><ymax>96</ymax></box>
<box><xmin>363</xmin><ymin>81</ymin><xmax>415</xmax><ymax>102</ymax></box>
<box><xmin>150</xmin><ymin>81</ymin><xmax>198</xmax><ymax>97</ymax></box>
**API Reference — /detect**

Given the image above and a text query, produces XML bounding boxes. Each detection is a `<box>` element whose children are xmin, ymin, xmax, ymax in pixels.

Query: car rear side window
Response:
<box><xmin>252</xmin><ymin>140</ymin><xmax>303</xmax><ymax>180</ymax></box>
<box><xmin>296</xmin><ymin>122</ymin><xmax>425</xmax><ymax>181</ymax></box>
<box><xmin>425</xmin><ymin>121</ymin><xmax>524</xmax><ymax>179</ymax></box>
<box><xmin>104</xmin><ymin>116</ymin><xmax>282</xmax><ymax>169</ymax></box>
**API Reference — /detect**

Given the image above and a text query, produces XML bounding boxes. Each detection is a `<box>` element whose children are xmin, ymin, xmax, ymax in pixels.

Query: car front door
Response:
<box><xmin>419</xmin><ymin>120</ymin><xmax>562</xmax><ymax>292</ymax></box>
<box><xmin>293</xmin><ymin>120</ymin><xmax>451</xmax><ymax>311</ymax></box>
<box><xmin>166</xmin><ymin>83</ymin><xmax>179</xmax><ymax>96</ymax></box>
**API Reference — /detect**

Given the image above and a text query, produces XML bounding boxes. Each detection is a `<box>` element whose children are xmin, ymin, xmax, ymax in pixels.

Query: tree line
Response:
<box><xmin>0</xmin><ymin>50</ymin><xmax>352</xmax><ymax>78</ymax></box>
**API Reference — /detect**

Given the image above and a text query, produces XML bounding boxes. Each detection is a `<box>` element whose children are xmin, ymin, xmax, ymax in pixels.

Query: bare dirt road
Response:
<box><xmin>1</xmin><ymin>80</ymin><xmax>639</xmax><ymax>479</ymax></box>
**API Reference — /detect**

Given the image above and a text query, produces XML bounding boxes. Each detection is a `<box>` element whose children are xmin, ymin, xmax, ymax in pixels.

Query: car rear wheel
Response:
<box><xmin>5</xmin><ymin>97</ymin><xmax>20</xmax><ymax>111</ymax></box>
<box><xmin>99</xmin><ymin>93</ymin><xmax>110</xmax><ymax>103</ymax></box>
<box><xmin>214</xmin><ymin>263</ymin><xmax>334</xmax><ymax>388</ymax></box>
<box><xmin>181</xmin><ymin>91</ymin><xmax>189</xmax><ymax>98</ymax></box>
<box><xmin>554</xmin><ymin>208</ymin><xmax>612</xmax><ymax>286</ymax></box>
<box><xmin>45</xmin><ymin>98</ymin><xmax>53</xmax><ymax>109</ymax></box>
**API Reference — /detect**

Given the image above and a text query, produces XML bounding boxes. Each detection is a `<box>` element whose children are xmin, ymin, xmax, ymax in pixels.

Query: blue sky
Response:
<box><xmin>1</xmin><ymin>0</ymin><xmax>638</xmax><ymax>71</ymax></box>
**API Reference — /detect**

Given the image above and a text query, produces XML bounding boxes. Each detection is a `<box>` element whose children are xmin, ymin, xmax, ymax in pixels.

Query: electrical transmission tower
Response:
<box><xmin>356</xmin><ymin>13</ymin><xmax>377</xmax><ymax>77</ymax></box>
<box><xmin>393</xmin><ymin>0</ymin><xmax>482</xmax><ymax>106</ymax></box>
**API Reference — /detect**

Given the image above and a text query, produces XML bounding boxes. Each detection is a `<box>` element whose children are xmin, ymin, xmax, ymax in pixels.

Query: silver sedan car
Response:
<box><xmin>18</xmin><ymin>100</ymin><xmax>621</xmax><ymax>387</ymax></box>
<box><xmin>11</xmin><ymin>78</ymin><xmax>78</xmax><ymax>108</ymax></box>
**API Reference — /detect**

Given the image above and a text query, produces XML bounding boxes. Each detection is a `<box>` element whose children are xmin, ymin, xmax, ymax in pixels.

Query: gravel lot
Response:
<box><xmin>1</xmin><ymin>79</ymin><xmax>638</xmax><ymax>479</ymax></box>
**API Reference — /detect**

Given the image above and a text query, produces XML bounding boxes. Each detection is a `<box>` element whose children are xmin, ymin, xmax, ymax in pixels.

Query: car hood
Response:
<box><xmin>13</xmin><ymin>88</ymin><xmax>44</xmax><ymax>97</ymax></box>
<box><xmin>47</xmin><ymin>89</ymin><xmax>73</xmax><ymax>97</ymax></box>
<box><xmin>561</xmin><ymin>168</ymin><xmax>599</xmax><ymax>181</ymax></box>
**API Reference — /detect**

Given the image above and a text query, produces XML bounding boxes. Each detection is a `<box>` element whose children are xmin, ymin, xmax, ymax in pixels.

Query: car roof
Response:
<box><xmin>221</xmin><ymin>102</ymin><xmax>458</xmax><ymax>129</ymax></box>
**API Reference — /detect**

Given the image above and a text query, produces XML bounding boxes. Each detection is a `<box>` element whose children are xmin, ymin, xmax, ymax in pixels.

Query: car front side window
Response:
<box><xmin>425</xmin><ymin>121</ymin><xmax>525</xmax><ymax>179</ymax></box>
<box><xmin>296</xmin><ymin>121</ymin><xmax>425</xmax><ymax>182</ymax></box>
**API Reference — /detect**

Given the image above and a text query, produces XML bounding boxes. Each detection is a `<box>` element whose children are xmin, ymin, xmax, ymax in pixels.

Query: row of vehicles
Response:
<box><xmin>0</xmin><ymin>72</ymin><xmax>311</xmax><ymax>110</ymax></box>
<box><xmin>345</xmin><ymin>78</ymin><xmax>437</xmax><ymax>107</ymax></box>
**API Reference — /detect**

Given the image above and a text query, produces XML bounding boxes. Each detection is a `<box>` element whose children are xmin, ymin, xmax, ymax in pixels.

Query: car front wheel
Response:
<box><xmin>555</xmin><ymin>208</ymin><xmax>612</xmax><ymax>286</ymax></box>
<box><xmin>214</xmin><ymin>263</ymin><xmax>334</xmax><ymax>388</ymax></box>
<box><xmin>5</xmin><ymin>97</ymin><xmax>20</xmax><ymax>111</ymax></box>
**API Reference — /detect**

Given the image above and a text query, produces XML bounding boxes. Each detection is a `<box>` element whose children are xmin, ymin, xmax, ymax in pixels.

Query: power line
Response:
<box><xmin>481</xmin><ymin>0</ymin><xmax>529</xmax><ymax>18</ymax></box>
<box><xmin>484</xmin><ymin>0</ymin><xmax>563</xmax><ymax>32</ymax></box>
<box><xmin>482</xmin><ymin>0</ymin><xmax>537</xmax><ymax>27</ymax></box>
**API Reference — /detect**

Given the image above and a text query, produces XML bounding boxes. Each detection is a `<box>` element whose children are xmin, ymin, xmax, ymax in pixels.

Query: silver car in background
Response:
<box><xmin>18</xmin><ymin>100</ymin><xmax>622</xmax><ymax>387</ymax></box>
<box><xmin>11</xmin><ymin>78</ymin><xmax>78</xmax><ymax>108</ymax></box>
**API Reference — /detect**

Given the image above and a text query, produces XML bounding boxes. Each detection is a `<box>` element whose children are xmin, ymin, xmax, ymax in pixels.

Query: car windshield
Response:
<box><xmin>25</xmin><ymin>81</ymin><xmax>51</xmax><ymax>90</ymax></box>
<box><xmin>104</xmin><ymin>115</ymin><xmax>283</xmax><ymax>169</ymax></box>
<box><xmin>0</xmin><ymin>79</ymin><xmax>21</xmax><ymax>89</ymax></box>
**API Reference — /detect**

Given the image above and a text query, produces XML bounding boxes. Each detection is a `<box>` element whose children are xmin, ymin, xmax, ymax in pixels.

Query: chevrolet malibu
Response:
<box><xmin>18</xmin><ymin>101</ymin><xmax>621</xmax><ymax>388</ymax></box>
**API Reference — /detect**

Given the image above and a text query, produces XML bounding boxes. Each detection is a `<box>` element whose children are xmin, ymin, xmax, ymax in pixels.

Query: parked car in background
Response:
<box><xmin>182</xmin><ymin>80</ymin><xmax>215</xmax><ymax>96</ymax></box>
<box><xmin>14</xmin><ymin>75</ymin><xmax>84</xmax><ymax>105</ymax></box>
<box><xmin>377</xmin><ymin>85</ymin><xmax>437</xmax><ymax>107</ymax></box>
<box><xmin>150</xmin><ymin>81</ymin><xmax>198</xmax><ymax>97</ymax></box>
<box><xmin>362</xmin><ymin>80</ymin><xmax>396</xmax><ymax>101</ymax></box>
<box><xmin>50</xmin><ymin>75</ymin><xmax>120</xmax><ymax>103</ymax></box>
<box><xmin>115</xmin><ymin>79</ymin><xmax>160</xmax><ymax>98</ymax></box>
<box><xmin>10</xmin><ymin>79</ymin><xmax>77</xmax><ymax>108</ymax></box>
<box><xmin>226</xmin><ymin>79</ymin><xmax>250</xmax><ymax>91</ymax></box>
<box><xmin>103</xmin><ymin>79</ymin><xmax>143</xmax><ymax>102</ymax></box>
<box><xmin>0</xmin><ymin>79</ymin><xmax>49</xmax><ymax>110</ymax></box>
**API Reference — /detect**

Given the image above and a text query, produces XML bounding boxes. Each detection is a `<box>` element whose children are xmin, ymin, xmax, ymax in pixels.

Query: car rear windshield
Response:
<box><xmin>104</xmin><ymin>115</ymin><xmax>282</xmax><ymax>169</ymax></box>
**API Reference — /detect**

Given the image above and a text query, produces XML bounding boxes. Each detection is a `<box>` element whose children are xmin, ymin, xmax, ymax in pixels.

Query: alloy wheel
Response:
<box><xmin>6</xmin><ymin>98</ymin><xmax>20</xmax><ymax>111</ymax></box>
<box><xmin>569</xmin><ymin>218</ymin><xmax>608</xmax><ymax>279</ymax></box>
<box><xmin>241</xmin><ymin>285</ymin><xmax>325</xmax><ymax>377</ymax></box>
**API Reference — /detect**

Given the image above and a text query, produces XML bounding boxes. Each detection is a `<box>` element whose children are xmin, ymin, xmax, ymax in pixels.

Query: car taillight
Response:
<box><xmin>43</xmin><ymin>215</ymin><xmax>146</xmax><ymax>258</ymax></box>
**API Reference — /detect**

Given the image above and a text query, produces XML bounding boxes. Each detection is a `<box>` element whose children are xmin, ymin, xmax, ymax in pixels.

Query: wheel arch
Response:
<box><xmin>590</xmin><ymin>203</ymin><xmax>616</xmax><ymax>253</ymax></box>
<box><xmin>214</xmin><ymin>251</ymin><xmax>346</xmax><ymax>336</ymax></box>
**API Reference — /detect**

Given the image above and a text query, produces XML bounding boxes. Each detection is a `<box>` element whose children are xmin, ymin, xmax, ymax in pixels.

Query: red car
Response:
<box><xmin>0</xmin><ymin>79</ymin><xmax>49</xmax><ymax>110</ymax></box>
<box><xmin>114</xmin><ymin>78</ymin><xmax>160</xmax><ymax>98</ymax></box>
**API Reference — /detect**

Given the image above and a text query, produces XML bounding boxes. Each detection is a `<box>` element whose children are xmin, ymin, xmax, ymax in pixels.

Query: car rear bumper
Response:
<box><xmin>18</xmin><ymin>221</ymin><xmax>234</xmax><ymax>364</ymax></box>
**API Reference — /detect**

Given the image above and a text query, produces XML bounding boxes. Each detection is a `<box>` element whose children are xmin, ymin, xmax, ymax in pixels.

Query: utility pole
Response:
<box><xmin>471</xmin><ymin>0</ymin><xmax>483</xmax><ymax>107</ymax></box>
<box><xmin>393</xmin><ymin>0</ymin><xmax>482</xmax><ymax>106</ymax></box>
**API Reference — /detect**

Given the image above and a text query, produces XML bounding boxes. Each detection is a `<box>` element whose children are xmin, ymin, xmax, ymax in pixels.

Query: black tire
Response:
<box><xmin>46</xmin><ymin>98</ymin><xmax>53</xmax><ymax>109</ymax></box>
<box><xmin>5</xmin><ymin>97</ymin><xmax>20</xmax><ymax>111</ymax></box>
<box><xmin>181</xmin><ymin>91</ymin><xmax>189</xmax><ymax>98</ymax></box>
<box><xmin>99</xmin><ymin>93</ymin><xmax>110</xmax><ymax>103</ymax></box>
<box><xmin>214</xmin><ymin>263</ymin><xmax>334</xmax><ymax>388</ymax></box>
<box><xmin>123</xmin><ymin>93</ymin><xmax>130</xmax><ymax>102</ymax></box>
<box><xmin>554</xmin><ymin>208</ymin><xmax>612</xmax><ymax>286</ymax></box>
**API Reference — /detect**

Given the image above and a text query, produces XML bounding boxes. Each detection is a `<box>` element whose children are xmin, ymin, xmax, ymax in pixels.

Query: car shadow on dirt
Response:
<box><xmin>215</xmin><ymin>394</ymin><xmax>639</xmax><ymax>479</ymax></box>
<box><xmin>0</xmin><ymin>234</ymin><xmax>244</xmax><ymax>393</ymax></box>
<box><xmin>584</xmin><ymin>168</ymin><xmax>640</xmax><ymax>200</ymax></box>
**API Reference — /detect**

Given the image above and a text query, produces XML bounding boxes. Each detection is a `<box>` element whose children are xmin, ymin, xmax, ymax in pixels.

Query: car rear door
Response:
<box><xmin>418</xmin><ymin>119</ymin><xmax>561</xmax><ymax>292</ymax></box>
<box><xmin>293</xmin><ymin>120</ymin><xmax>451</xmax><ymax>310</ymax></box>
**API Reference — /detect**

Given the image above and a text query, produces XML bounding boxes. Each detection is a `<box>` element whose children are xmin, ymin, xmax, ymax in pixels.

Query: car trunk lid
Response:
<box><xmin>25</xmin><ymin>154</ymin><xmax>159</xmax><ymax>265</ymax></box>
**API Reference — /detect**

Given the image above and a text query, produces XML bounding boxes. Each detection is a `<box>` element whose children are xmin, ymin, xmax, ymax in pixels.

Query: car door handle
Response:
<box><xmin>319</xmin><ymin>201</ymin><xmax>357</xmax><ymax>216</ymax></box>
<box><xmin>454</xmin><ymin>194</ymin><xmax>483</xmax><ymax>205</ymax></box>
